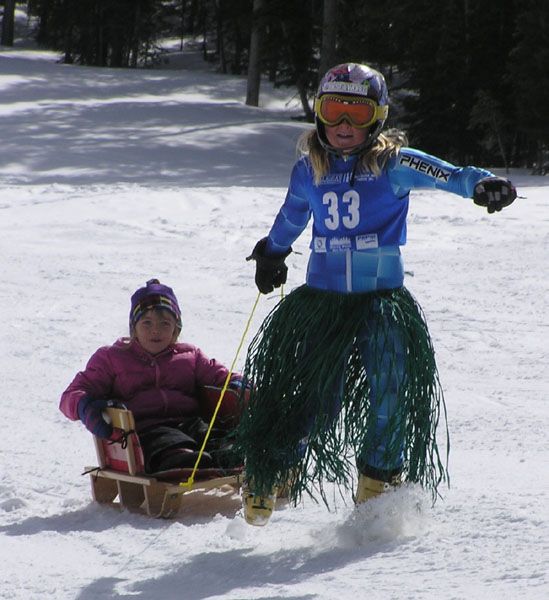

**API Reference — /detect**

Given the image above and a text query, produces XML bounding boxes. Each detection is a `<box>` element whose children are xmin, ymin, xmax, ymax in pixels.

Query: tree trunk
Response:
<box><xmin>201</xmin><ymin>4</ymin><xmax>208</xmax><ymax>61</ymax></box>
<box><xmin>179</xmin><ymin>0</ymin><xmax>186</xmax><ymax>51</ymax></box>
<box><xmin>216</xmin><ymin>0</ymin><xmax>227</xmax><ymax>73</ymax></box>
<box><xmin>492</xmin><ymin>114</ymin><xmax>509</xmax><ymax>173</ymax></box>
<box><xmin>1</xmin><ymin>0</ymin><xmax>16</xmax><ymax>47</ymax></box>
<box><xmin>62</xmin><ymin>0</ymin><xmax>74</xmax><ymax>64</ymax></box>
<box><xmin>318</xmin><ymin>0</ymin><xmax>338</xmax><ymax>78</ymax></box>
<box><xmin>131</xmin><ymin>1</ymin><xmax>141</xmax><ymax>67</ymax></box>
<box><xmin>297</xmin><ymin>78</ymin><xmax>314</xmax><ymax>122</ymax></box>
<box><xmin>246</xmin><ymin>0</ymin><xmax>264</xmax><ymax>106</ymax></box>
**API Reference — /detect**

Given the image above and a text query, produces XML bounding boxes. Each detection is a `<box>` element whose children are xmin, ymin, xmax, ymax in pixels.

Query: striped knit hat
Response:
<box><xmin>129</xmin><ymin>279</ymin><xmax>182</xmax><ymax>332</ymax></box>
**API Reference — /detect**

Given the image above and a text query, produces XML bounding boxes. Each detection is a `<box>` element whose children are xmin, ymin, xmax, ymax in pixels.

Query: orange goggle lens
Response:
<box><xmin>314</xmin><ymin>94</ymin><xmax>387</xmax><ymax>128</ymax></box>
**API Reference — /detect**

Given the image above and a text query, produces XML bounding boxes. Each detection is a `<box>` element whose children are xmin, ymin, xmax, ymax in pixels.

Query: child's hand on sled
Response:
<box><xmin>228</xmin><ymin>378</ymin><xmax>251</xmax><ymax>391</ymax></box>
<box><xmin>77</xmin><ymin>397</ymin><xmax>120</xmax><ymax>439</ymax></box>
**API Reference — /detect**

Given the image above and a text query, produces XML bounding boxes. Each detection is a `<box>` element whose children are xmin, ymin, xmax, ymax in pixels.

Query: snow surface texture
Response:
<box><xmin>1</xmin><ymin>24</ymin><xmax>548</xmax><ymax>600</ymax></box>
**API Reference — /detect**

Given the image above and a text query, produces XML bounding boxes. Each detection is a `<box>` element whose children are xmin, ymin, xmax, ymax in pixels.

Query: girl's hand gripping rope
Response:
<box><xmin>247</xmin><ymin>237</ymin><xmax>292</xmax><ymax>294</ymax></box>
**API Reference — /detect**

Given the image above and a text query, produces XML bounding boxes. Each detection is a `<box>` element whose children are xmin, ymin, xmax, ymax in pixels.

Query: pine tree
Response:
<box><xmin>508</xmin><ymin>0</ymin><xmax>549</xmax><ymax>170</ymax></box>
<box><xmin>29</xmin><ymin>0</ymin><xmax>167</xmax><ymax>67</ymax></box>
<box><xmin>1</xmin><ymin>0</ymin><xmax>16</xmax><ymax>46</ymax></box>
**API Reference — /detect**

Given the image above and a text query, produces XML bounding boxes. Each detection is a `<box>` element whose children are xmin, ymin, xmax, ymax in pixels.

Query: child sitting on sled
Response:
<box><xmin>60</xmin><ymin>279</ymin><xmax>243</xmax><ymax>473</ymax></box>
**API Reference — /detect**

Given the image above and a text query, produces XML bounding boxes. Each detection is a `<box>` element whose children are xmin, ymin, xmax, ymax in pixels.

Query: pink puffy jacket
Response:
<box><xmin>60</xmin><ymin>337</ymin><xmax>239</xmax><ymax>431</ymax></box>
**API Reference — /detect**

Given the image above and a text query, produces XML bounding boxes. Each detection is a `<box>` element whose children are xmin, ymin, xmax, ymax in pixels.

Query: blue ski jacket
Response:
<box><xmin>265</xmin><ymin>147</ymin><xmax>493</xmax><ymax>293</ymax></box>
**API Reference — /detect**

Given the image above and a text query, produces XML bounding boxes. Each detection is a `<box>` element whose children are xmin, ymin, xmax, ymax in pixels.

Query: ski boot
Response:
<box><xmin>355</xmin><ymin>465</ymin><xmax>402</xmax><ymax>504</ymax></box>
<box><xmin>275</xmin><ymin>467</ymin><xmax>299</xmax><ymax>503</ymax></box>
<box><xmin>241</xmin><ymin>480</ymin><xmax>277</xmax><ymax>526</ymax></box>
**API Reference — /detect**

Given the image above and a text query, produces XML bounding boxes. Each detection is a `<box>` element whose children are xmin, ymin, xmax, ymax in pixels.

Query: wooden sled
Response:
<box><xmin>85</xmin><ymin>386</ymin><xmax>244</xmax><ymax>518</ymax></box>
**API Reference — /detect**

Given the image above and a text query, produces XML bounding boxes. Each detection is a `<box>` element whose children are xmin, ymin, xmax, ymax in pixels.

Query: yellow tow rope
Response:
<box><xmin>180</xmin><ymin>291</ymin><xmax>261</xmax><ymax>488</ymax></box>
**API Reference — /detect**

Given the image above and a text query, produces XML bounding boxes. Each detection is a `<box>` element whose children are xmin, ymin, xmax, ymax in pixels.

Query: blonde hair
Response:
<box><xmin>297</xmin><ymin>128</ymin><xmax>408</xmax><ymax>185</ymax></box>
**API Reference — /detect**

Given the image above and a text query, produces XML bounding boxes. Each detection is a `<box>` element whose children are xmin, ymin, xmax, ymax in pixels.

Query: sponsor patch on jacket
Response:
<box><xmin>320</xmin><ymin>171</ymin><xmax>376</xmax><ymax>185</ymax></box>
<box><xmin>320</xmin><ymin>172</ymin><xmax>352</xmax><ymax>185</ymax></box>
<box><xmin>314</xmin><ymin>237</ymin><xmax>327</xmax><ymax>253</ymax></box>
<box><xmin>330</xmin><ymin>236</ymin><xmax>352</xmax><ymax>251</ymax></box>
<box><xmin>356</xmin><ymin>233</ymin><xmax>378</xmax><ymax>249</ymax></box>
<box><xmin>313</xmin><ymin>234</ymin><xmax>378</xmax><ymax>252</ymax></box>
<box><xmin>399</xmin><ymin>154</ymin><xmax>450</xmax><ymax>182</ymax></box>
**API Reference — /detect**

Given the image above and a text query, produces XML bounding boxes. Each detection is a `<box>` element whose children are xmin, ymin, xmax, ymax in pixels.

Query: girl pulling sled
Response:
<box><xmin>236</xmin><ymin>62</ymin><xmax>516</xmax><ymax>526</ymax></box>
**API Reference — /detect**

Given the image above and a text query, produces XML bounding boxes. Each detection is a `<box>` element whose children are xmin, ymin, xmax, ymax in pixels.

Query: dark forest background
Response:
<box><xmin>1</xmin><ymin>0</ymin><xmax>548</xmax><ymax>170</ymax></box>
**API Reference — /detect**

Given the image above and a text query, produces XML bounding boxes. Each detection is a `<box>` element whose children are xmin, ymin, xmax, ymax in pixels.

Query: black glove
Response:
<box><xmin>473</xmin><ymin>176</ymin><xmax>517</xmax><ymax>214</ymax></box>
<box><xmin>246</xmin><ymin>237</ymin><xmax>291</xmax><ymax>294</ymax></box>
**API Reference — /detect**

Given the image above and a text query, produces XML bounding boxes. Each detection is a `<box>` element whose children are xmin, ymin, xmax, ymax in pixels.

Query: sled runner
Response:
<box><xmin>84</xmin><ymin>386</ymin><xmax>243</xmax><ymax>518</ymax></box>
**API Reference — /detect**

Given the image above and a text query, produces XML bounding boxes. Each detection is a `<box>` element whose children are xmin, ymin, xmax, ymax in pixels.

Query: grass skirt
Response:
<box><xmin>234</xmin><ymin>285</ymin><xmax>449</xmax><ymax>506</ymax></box>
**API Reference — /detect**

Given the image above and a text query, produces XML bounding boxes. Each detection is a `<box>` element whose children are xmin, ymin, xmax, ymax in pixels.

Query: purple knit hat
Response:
<box><xmin>129</xmin><ymin>279</ymin><xmax>182</xmax><ymax>331</ymax></box>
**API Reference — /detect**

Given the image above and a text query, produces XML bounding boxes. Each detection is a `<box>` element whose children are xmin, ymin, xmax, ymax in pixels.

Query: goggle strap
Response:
<box><xmin>377</xmin><ymin>105</ymin><xmax>389</xmax><ymax>119</ymax></box>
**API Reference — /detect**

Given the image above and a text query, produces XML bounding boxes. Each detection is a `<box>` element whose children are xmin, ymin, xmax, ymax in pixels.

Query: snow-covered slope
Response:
<box><xmin>0</xmin><ymin>43</ymin><xmax>547</xmax><ymax>600</ymax></box>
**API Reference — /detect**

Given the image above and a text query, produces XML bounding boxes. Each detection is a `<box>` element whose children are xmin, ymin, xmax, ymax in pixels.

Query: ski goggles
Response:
<box><xmin>314</xmin><ymin>94</ymin><xmax>388</xmax><ymax>128</ymax></box>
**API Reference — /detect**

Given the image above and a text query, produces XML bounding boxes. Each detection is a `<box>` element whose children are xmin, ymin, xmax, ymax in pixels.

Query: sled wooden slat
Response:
<box><xmin>85</xmin><ymin>467</ymin><xmax>156</xmax><ymax>486</ymax></box>
<box><xmin>86</xmin><ymin>404</ymin><xmax>242</xmax><ymax>518</ymax></box>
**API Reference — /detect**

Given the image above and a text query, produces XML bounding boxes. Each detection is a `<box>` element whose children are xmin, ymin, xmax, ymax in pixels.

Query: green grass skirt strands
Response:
<box><xmin>235</xmin><ymin>285</ymin><xmax>449</xmax><ymax>506</ymax></box>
